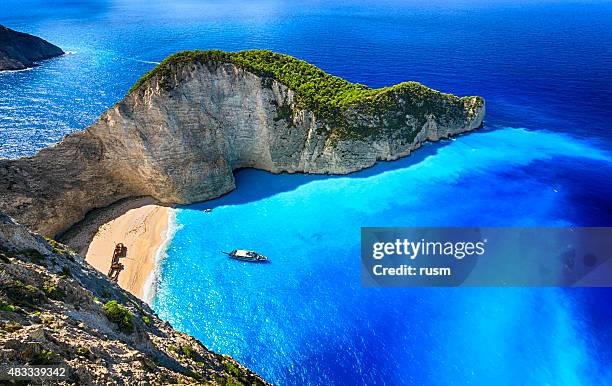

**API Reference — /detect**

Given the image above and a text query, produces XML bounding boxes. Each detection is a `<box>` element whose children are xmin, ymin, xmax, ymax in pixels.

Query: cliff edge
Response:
<box><xmin>0</xmin><ymin>50</ymin><xmax>485</xmax><ymax>237</ymax></box>
<box><xmin>0</xmin><ymin>25</ymin><xmax>64</xmax><ymax>71</ymax></box>
<box><xmin>0</xmin><ymin>212</ymin><xmax>268</xmax><ymax>384</ymax></box>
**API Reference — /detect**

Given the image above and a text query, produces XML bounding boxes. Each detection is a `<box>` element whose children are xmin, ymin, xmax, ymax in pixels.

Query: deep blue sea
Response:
<box><xmin>1</xmin><ymin>1</ymin><xmax>612</xmax><ymax>384</ymax></box>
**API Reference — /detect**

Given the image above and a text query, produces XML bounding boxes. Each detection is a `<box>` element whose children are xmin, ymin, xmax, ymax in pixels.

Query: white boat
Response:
<box><xmin>223</xmin><ymin>249</ymin><xmax>268</xmax><ymax>262</ymax></box>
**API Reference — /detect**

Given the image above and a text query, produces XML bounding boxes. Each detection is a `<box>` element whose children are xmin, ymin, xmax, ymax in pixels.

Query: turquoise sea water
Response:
<box><xmin>1</xmin><ymin>0</ymin><xmax>612</xmax><ymax>384</ymax></box>
<box><xmin>154</xmin><ymin>127</ymin><xmax>612</xmax><ymax>384</ymax></box>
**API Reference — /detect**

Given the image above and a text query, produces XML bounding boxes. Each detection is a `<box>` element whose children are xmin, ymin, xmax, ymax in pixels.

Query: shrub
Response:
<box><xmin>142</xmin><ymin>315</ymin><xmax>151</xmax><ymax>326</ymax></box>
<box><xmin>181</xmin><ymin>345</ymin><xmax>196</xmax><ymax>359</ymax></box>
<box><xmin>223</xmin><ymin>360</ymin><xmax>241</xmax><ymax>377</ymax></box>
<box><xmin>1</xmin><ymin>321</ymin><xmax>22</xmax><ymax>332</ymax></box>
<box><xmin>45</xmin><ymin>237</ymin><xmax>65</xmax><ymax>253</ymax></box>
<box><xmin>0</xmin><ymin>303</ymin><xmax>17</xmax><ymax>312</ymax></box>
<box><xmin>182</xmin><ymin>370</ymin><xmax>202</xmax><ymax>381</ymax></box>
<box><xmin>103</xmin><ymin>300</ymin><xmax>134</xmax><ymax>333</ymax></box>
<box><xmin>4</xmin><ymin>281</ymin><xmax>44</xmax><ymax>307</ymax></box>
<box><xmin>76</xmin><ymin>346</ymin><xmax>90</xmax><ymax>358</ymax></box>
<box><xmin>43</xmin><ymin>282</ymin><xmax>65</xmax><ymax>300</ymax></box>
<box><xmin>31</xmin><ymin>349</ymin><xmax>55</xmax><ymax>365</ymax></box>
<box><xmin>44</xmin><ymin>238</ymin><xmax>78</xmax><ymax>261</ymax></box>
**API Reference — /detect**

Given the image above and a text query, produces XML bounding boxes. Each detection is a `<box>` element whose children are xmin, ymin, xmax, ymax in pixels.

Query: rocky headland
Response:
<box><xmin>0</xmin><ymin>25</ymin><xmax>64</xmax><ymax>71</ymax></box>
<box><xmin>0</xmin><ymin>50</ymin><xmax>485</xmax><ymax>239</ymax></box>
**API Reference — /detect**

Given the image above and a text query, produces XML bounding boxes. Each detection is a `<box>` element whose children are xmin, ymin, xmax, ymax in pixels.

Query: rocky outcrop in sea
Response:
<box><xmin>0</xmin><ymin>25</ymin><xmax>64</xmax><ymax>71</ymax></box>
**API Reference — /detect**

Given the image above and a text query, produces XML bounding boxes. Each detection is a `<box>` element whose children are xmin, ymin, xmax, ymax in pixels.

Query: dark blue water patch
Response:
<box><xmin>1</xmin><ymin>1</ymin><xmax>611</xmax><ymax>157</ymax></box>
<box><xmin>520</xmin><ymin>158</ymin><xmax>612</xmax><ymax>227</ymax></box>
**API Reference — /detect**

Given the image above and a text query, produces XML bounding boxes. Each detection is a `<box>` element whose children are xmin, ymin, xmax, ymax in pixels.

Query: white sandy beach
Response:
<box><xmin>85</xmin><ymin>204</ymin><xmax>174</xmax><ymax>302</ymax></box>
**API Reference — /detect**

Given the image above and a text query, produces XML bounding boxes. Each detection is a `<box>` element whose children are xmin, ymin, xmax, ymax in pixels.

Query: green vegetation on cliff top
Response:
<box><xmin>129</xmin><ymin>49</ymin><xmax>483</xmax><ymax>130</ymax></box>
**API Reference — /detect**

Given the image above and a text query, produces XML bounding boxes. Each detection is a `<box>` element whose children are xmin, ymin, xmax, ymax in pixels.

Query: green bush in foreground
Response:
<box><xmin>42</xmin><ymin>282</ymin><xmax>64</xmax><ymax>300</ymax></box>
<box><xmin>0</xmin><ymin>303</ymin><xmax>17</xmax><ymax>312</ymax></box>
<box><xmin>75</xmin><ymin>346</ymin><xmax>90</xmax><ymax>358</ymax></box>
<box><xmin>31</xmin><ymin>349</ymin><xmax>55</xmax><ymax>365</ymax></box>
<box><xmin>223</xmin><ymin>360</ymin><xmax>241</xmax><ymax>377</ymax></box>
<box><xmin>103</xmin><ymin>300</ymin><xmax>134</xmax><ymax>333</ymax></box>
<box><xmin>183</xmin><ymin>370</ymin><xmax>202</xmax><ymax>381</ymax></box>
<box><xmin>181</xmin><ymin>345</ymin><xmax>196</xmax><ymax>359</ymax></box>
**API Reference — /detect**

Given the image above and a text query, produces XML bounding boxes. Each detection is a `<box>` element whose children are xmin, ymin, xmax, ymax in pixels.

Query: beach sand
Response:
<box><xmin>85</xmin><ymin>204</ymin><xmax>174</xmax><ymax>302</ymax></box>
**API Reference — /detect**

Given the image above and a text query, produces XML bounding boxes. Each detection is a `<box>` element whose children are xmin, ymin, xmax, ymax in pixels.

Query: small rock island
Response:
<box><xmin>0</xmin><ymin>25</ymin><xmax>64</xmax><ymax>71</ymax></box>
<box><xmin>0</xmin><ymin>50</ymin><xmax>484</xmax><ymax>238</ymax></box>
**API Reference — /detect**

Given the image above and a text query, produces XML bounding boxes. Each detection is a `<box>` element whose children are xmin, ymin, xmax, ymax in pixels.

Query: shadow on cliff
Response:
<box><xmin>185</xmin><ymin>137</ymin><xmax>458</xmax><ymax>211</ymax></box>
<box><xmin>61</xmin><ymin>128</ymin><xmax>491</xmax><ymax>248</ymax></box>
<box><xmin>61</xmin><ymin>139</ymin><xmax>447</xmax><ymax>250</ymax></box>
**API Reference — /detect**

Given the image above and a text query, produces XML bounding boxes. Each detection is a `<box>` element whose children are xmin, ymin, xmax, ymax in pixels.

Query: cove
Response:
<box><xmin>152</xmin><ymin>127</ymin><xmax>612</xmax><ymax>385</ymax></box>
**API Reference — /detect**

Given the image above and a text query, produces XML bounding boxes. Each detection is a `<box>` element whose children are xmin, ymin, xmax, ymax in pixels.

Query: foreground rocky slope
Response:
<box><xmin>0</xmin><ymin>25</ymin><xmax>64</xmax><ymax>70</ymax></box>
<box><xmin>0</xmin><ymin>50</ymin><xmax>484</xmax><ymax>237</ymax></box>
<box><xmin>0</xmin><ymin>212</ymin><xmax>267</xmax><ymax>385</ymax></box>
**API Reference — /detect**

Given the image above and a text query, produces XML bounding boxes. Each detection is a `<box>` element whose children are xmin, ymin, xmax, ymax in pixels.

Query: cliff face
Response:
<box><xmin>0</xmin><ymin>25</ymin><xmax>64</xmax><ymax>71</ymax></box>
<box><xmin>0</xmin><ymin>213</ymin><xmax>268</xmax><ymax>385</ymax></box>
<box><xmin>0</xmin><ymin>50</ymin><xmax>484</xmax><ymax>237</ymax></box>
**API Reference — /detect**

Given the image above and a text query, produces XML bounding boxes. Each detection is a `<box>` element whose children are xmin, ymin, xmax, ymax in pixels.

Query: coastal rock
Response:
<box><xmin>0</xmin><ymin>25</ymin><xmax>64</xmax><ymax>71</ymax></box>
<box><xmin>0</xmin><ymin>50</ymin><xmax>485</xmax><ymax>237</ymax></box>
<box><xmin>0</xmin><ymin>212</ymin><xmax>268</xmax><ymax>385</ymax></box>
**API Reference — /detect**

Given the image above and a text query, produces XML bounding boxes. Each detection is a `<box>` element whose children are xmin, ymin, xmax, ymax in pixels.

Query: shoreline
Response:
<box><xmin>142</xmin><ymin>210</ymin><xmax>179</xmax><ymax>304</ymax></box>
<box><xmin>83</xmin><ymin>204</ymin><xmax>175</xmax><ymax>302</ymax></box>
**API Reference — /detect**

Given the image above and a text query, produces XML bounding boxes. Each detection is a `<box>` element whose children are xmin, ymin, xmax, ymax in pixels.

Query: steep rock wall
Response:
<box><xmin>0</xmin><ymin>57</ymin><xmax>484</xmax><ymax>237</ymax></box>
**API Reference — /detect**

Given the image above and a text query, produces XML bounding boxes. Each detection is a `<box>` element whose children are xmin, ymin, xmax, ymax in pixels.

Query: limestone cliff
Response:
<box><xmin>0</xmin><ymin>50</ymin><xmax>484</xmax><ymax>237</ymax></box>
<box><xmin>0</xmin><ymin>25</ymin><xmax>64</xmax><ymax>71</ymax></box>
<box><xmin>0</xmin><ymin>213</ymin><xmax>268</xmax><ymax>384</ymax></box>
